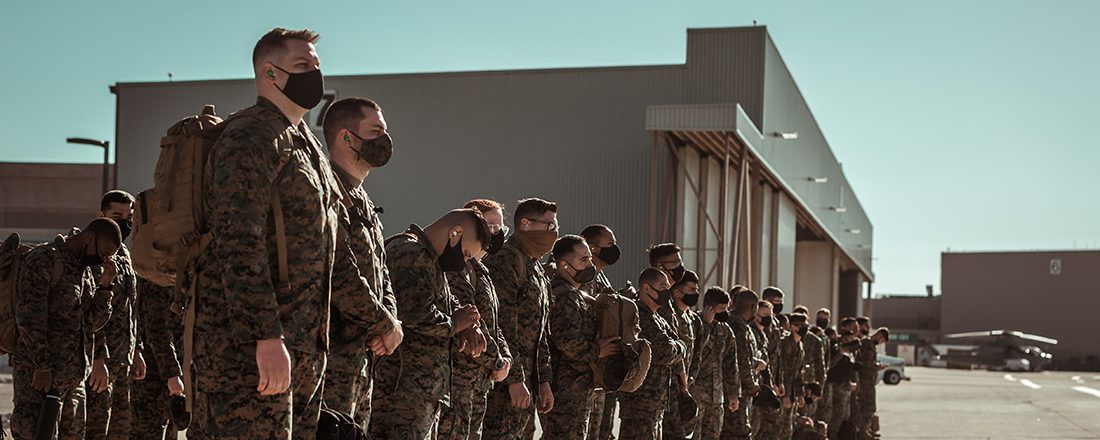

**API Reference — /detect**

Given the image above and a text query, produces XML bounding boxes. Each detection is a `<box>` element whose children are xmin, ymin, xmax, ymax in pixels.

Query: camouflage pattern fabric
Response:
<box><xmin>720</xmin><ymin>315</ymin><xmax>760</xmax><ymax>439</ymax></box>
<box><xmin>619</xmin><ymin>306</ymin><xmax>685</xmax><ymax>440</ymax></box>
<box><xmin>130</xmin><ymin>279</ymin><xmax>182</xmax><ymax>439</ymax></box>
<box><xmin>541</xmin><ymin>275</ymin><xmax>599</xmax><ymax>438</ymax></box>
<box><xmin>87</xmin><ymin>245</ymin><xmax>138</xmax><ymax>440</ymax></box>
<box><xmin>692</xmin><ymin>320</ymin><xmax>741</xmax><ymax>439</ymax></box>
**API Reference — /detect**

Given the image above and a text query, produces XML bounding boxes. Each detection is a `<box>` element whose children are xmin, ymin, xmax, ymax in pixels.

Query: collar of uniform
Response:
<box><xmin>404</xmin><ymin>224</ymin><xmax>439</xmax><ymax>258</ymax></box>
<box><xmin>549</xmin><ymin>274</ymin><xmax>578</xmax><ymax>293</ymax></box>
<box><xmin>255</xmin><ymin>97</ymin><xmax>311</xmax><ymax>134</ymax></box>
<box><xmin>332</xmin><ymin>162</ymin><xmax>364</xmax><ymax>189</ymax></box>
<box><xmin>503</xmin><ymin>236</ymin><xmax>534</xmax><ymax>262</ymax></box>
<box><xmin>54</xmin><ymin>234</ymin><xmax>80</xmax><ymax>265</ymax></box>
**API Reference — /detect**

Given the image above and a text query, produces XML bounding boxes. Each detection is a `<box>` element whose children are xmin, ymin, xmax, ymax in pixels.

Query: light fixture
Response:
<box><xmin>807</xmin><ymin>177</ymin><xmax>828</xmax><ymax>183</ymax></box>
<box><xmin>830</xmin><ymin>206</ymin><xmax>847</xmax><ymax>213</ymax></box>
<box><xmin>846</xmin><ymin>228</ymin><xmax>861</xmax><ymax>234</ymax></box>
<box><xmin>772</xmin><ymin>131</ymin><xmax>799</xmax><ymax>140</ymax></box>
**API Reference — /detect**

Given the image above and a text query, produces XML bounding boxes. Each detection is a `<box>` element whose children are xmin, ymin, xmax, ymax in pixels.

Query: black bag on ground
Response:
<box><xmin>317</xmin><ymin>406</ymin><xmax>366</xmax><ymax>440</ymax></box>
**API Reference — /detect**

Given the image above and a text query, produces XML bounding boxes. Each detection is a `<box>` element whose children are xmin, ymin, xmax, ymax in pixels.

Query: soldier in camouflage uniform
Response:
<box><xmin>130</xmin><ymin>279</ymin><xmax>184</xmax><ymax>439</ymax></box>
<box><xmin>483</xmin><ymin>198</ymin><xmax>558</xmax><ymax>439</ymax></box>
<box><xmin>721</xmin><ymin>287</ymin><xmax>761</xmax><ymax>440</ymax></box>
<box><xmin>579</xmin><ymin>224</ymin><xmax>622</xmax><ymax>440</ymax></box>
<box><xmin>619</xmin><ymin>269</ymin><xmax>686</xmax><ymax>439</ymax></box>
<box><xmin>748</xmin><ymin>301</ymin><xmax>778</xmax><ymax>439</ymax></box>
<box><xmin>775</xmin><ymin>313</ymin><xmax>808</xmax><ymax>439</ymax></box>
<box><xmin>667</xmin><ymin>270</ymin><xmax>703</xmax><ymax>439</ymax></box>
<box><xmin>11</xmin><ymin>219</ymin><xmax>120</xmax><ymax>439</ymax></box>
<box><xmin>190</xmin><ymin>29</ymin><xmax>340</xmax><ymax>439</ymax></box>
<box><xmin>691</xmin><ymin>287</ymin><xmax>740</xmax><ymax>440</ymax></box>
<box><xmin>437</xmin><ymin>199</ymin><xmax>512</xmax><ymax>440</ymax></box>
<box><xmin>541</xmin><ymin>235</ymin><xmax>619</xmax><ymax>439</ymax></box>
<box><xmin>370</xmin><ymin>211</ymin><xmax>491</xmax><ymax>438</ymax></box>
<box><xmin>321</xmin><ymin>97</ymin><xmax>403</xmax><ymax>432</ymax></box>
<box><xmin>826</xmin><ymin>332</ymin><xmax>860</xmax><ymax>440</ymax></box>
<box><xmin>86</xmin><ymin>191</ymin><xmax>140</xmax><ymax>440</ymax></box>
<box><xmin>854</xmin><ymin>328</ymin><xmax>888</xmax><ymax>440</ymax></box>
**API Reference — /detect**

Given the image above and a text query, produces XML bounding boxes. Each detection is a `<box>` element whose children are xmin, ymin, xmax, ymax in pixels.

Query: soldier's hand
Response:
<box><xmin>370</xmin><ymin>324</ymin><xmax>404</xmax><ymax>356</ymax></box>
<box><xmin>776</xmin><ymin>384</ymin><xmax>786</xmax><ymax>397</ymax></box>
<box><xmin>132</xmin><ymin>351</ymin><xmax>147</xmax><ymax>380</ymax></box>
<box><xmin>452</xmin><ymin>305</ymin><xmax>481</xmax><ymax>333</ymax></box>
<box><xmin>782</xmin><ymin>396</ymin><xmax>792</xmax><ymax>409</ymax></box>
<box><xmin>90</xmin><ymin>358</ymin><xmax>110</xmax><ymax>393</ymax></box>
<box><xmin>509</xmin><ymin>382</ymin><xmax>532</xmax><ymax>409</ymax></box>
<box><xmin>727</xmin><ymin>398</ymin><xmax>740</xmax><ymax>413</ymax></box>
<box><xmin>754</xmin><ymin>359</ymin><xmax>767</xmax><ymax>372</ymax></box>
<box><xmin>598</xmin><ymin>336</ymin><xmax>621</xmax><ymax>359</ymax></box>
<box><xmin>491</xmin><ymin>358</ymin><xmax>511</xmax><ymax>382</ymax></box>
<box><xmin>99</xmin><ymin>258</ymin><xmax>118</xmax><ymax>287</ymax></box>
<box><xmin>167</xmin><ymin>376</ymin><xmax>184</xmax><ymax>396</ymax></box>
<box><xmin>746</xmin><ymin>386</ymin><xmax>761</xmax><ymax>397</ymax></box>
<box><xmin>796</xmin><ymin>396</ymin><xmax>806</xmax><ymax>408</ymax></box>
<box><xmin>31</xmin><ymin>368</ymin><xmax>52</xmax><ymax>393</ymax></box>
<box><xmin>459</xmin><ymin>328</ymin><xmax>487</xmax><ymax>358</ymax></box>
<box><xmin>537</xmin><ymin>382</ymin><xmax>554</xmax><ymax>414</ymax></box>
<box><xmin>255</xmin><ymin>338</ymin><xmax>291</xmax><ymax>395</ymax></box>
<box><xmin>849</xmin><ymin>382</ymin><xmax>858</xmax><ymax>392</ymax></box>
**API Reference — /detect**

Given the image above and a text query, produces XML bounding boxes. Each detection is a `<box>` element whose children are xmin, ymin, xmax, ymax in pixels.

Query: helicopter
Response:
<box><xmin>936</xmin><ymin>330</ymin><xmax>1056</xmax><ymax>372</ymax></box>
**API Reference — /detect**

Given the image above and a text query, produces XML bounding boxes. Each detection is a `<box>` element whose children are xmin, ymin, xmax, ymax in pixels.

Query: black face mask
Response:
<box><xmin>82</xmin><ymin>240</ymin><xmax>105</xmax><ymax>268</ymax></box>
<box><xmin>568</xmin><ymin>263</ymin><xmax>597</xmax><ymax>284</ymax></box>
<box><xmin>667</xmin><ymin>265</ymin><xmax>686</xmax><ymax>284</ymax></box>
<box><xmin>438</xmin><ymin>234</ymin><xmax>467</xmax><ymax>272</ymax></box>
<box><xmin>816</xmin><ymin>318</ymin><xmax>830</xmax><ymax>329</ymax></box>
<box><xmin>597</xmin><ymin>244</ymin><xmax>621</xmax><ymax>265</ymax></box>
<box><xmin>772</xmin><ymin>302</ymin><xmax>784</xmax><ymax>314</ymax></box>
<box><xmin>487</xmin><ymin>230</ymin><xmax>505</xmax><ymax>255</ymax></box>
<box><xmin>116</xmin><ymin>219</ymin><xmax>133</xmax><ymax>242</ymax></box>
<box><xmin>681</xmin><ymin>292</ymin><xmax>699</xmax><ymax>307</ymax></box>
<box><xmin>758</xmin><ymin>316</ymin><xmax>772</xmax><ymax>327</ymax></box>
<box><xmin>350</xmin><ymin>132</ymin><xmax>394</xmax><ymax>168</ymax></box>
<box><xmin>714</xmin><ymin>311</ymin><xmax>730</xmax><ymax>323</ymax></box>
<box><xmin>273</xmin><ymin>65</ymin><xmax>324</xmax><ymax>109</ymax></box>
<box><xmin>797</xmin><ymin>326</ymin><xmax>809</xmax><ymax>337</ymax></box>
<box><xmin>645</xmin><ymin>284</ymin><xmax>672</xmax><ymax>304</ymax></box>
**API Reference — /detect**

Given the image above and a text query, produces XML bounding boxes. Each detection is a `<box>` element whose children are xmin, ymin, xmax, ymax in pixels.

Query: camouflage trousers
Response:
<box><xmin>695</xmin><ymin>402</ymin><xmax>724</xmax><ymax>440</ymax></box>
<box><xmin>751</xmin><ymin>403</ymin><xmax>785</xmax><ymax>439</ymax></box>
<box><xmin>826</xmin><ymin>384</ymin><xmax>852</xmax><ymax>439</ymax></box>
<box><xmin>663</xmin><ymin>390</ymin><xmax>692</xmax><ymax>439</ymax></box>
<box><xmin>322</xmin><ymin>349</ymin><xmax>373</xmax><ymax>433</ymax></box>
<box><xmin>368</xmin><ymin>388</ymin><xmax>441</xmax><ymax>439</ymax></box>
<box><xmin>130</xmin><ymin>364</ymin><xmax>174</xmax><ymax>440</ymax></box>
<box><xmin>589</xmin><ymin>390</ymin><xmax>617</xmax><ymax>439</ymax></box>
<box><xmin>189</xmin><ymin>342</ymin><xmax>325</xmax><ymax>439</ymax></box>
<box><xmin>438</xmin><ymin>375</ymin><xmax>492</xmax><ymax>440</ymax></box>
<box><xmin>779</xmin><ymin>402</ymin><xmax>797</xmax><ymax>439</ymax></box>
<box><xmin>539</xmin><ymin>381</ymin><xmax>594</xmax><ymax>439</ymax></box>
<box><xmin>483</xmin><ymin>382</ymin><xmax>537</xmax><ymax>439</ymax></box>
<box><xmin>11</xmin><ymin>365</ymin><xmax>86</xmax><ymax>440</ymax></box>
<box><xmin>853</xmin><ymin>381</ymin><xmax>876</xmax><ymax>440</ymax></box>
<box><xmin>815</xmin><ymin>383</ymin><xmax>833</xmax><ymax>423</ymax></box>
<box><xmin>718</xmin><ymin>395</ymin><xmax>752</xmax><ymax>439</ymax></box>
<box><xmin>86</xmin><ymin>365</ymin><xmax>132</xmax><ymax>440</ymax></box>
<box><xmin>618</xmin><ymin>395</ymin><xmax>663</xmax><ymax>440</ymax></box>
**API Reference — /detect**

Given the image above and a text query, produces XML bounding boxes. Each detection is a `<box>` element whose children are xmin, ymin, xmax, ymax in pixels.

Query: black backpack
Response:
<box><xmin>317</xmin><ymin>406</ymin><xmax>366</xmax><ymax>440</ymax></box>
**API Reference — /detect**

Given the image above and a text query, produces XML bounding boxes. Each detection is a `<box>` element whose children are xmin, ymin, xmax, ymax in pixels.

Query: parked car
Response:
<box><xmin>878</xmin><ymin>354</ymin><xmax>909</xmax><ymax>385</ymax></box>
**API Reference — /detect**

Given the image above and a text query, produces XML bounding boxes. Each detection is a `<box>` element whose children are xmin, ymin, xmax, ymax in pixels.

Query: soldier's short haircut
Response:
<box><xmin>825</xmin><ymin>327</ymin><xmax>838</xmax><ymax>337</ymax></box>
<box><xmin>648</xmin><ymin>243</ymin><xmax>681</xmax><ymax>266</ymax></box>
<box><xmin>637</xmin><ymin>267</ymin><xmax>667</xmax><ymax>287</ymax></box>
<box><xmin>732</xmin><ymin>287</ymin><xmax>760</xmax><ymax>313</ymax></box>
<box><xmin>444</xmin><ymin>208</ymin><xmax>492</xmax><ymax>250</ymax></box>
<box><xmin>703</xmin><ymin>286</ymin><xmax>730</xmax><ymax>307</ymax></box>
<box><xmin>761</xmin><ymin>286</ymin><xmax>784</xmax><ymax>300</ymax></box>
<box><xmin>874</xmin><ymin>327</ymin><xmax>890</xmax><ymax>340</ymax></box>
<box><xmin>252</xmin><ymin>28</ymin><xmax>320</xmax><ymax>66</ymax></box>
<box><xmin>794</xmin><ymin>305</ymin><xmax>810</xmax><ymax>315</ymax></box>
<box><xmin>84</xmin><ymin>218</ymin><xmax>122</xmax><ymax>247</ymax></box>
<box><xmin>513</xmin><ymin>198</ymin><xmax>557</xmax><ymax>226</ymax></box>
<box><xmin>551</xmin><ymin>235</ymin><xmax>587</xmax><ymax>262</ymax></box>
<box><xmin>100</xmin><ymin>190</ymin><xmax>134</xmax><ymax>211</ymax></box>
<box><xmin>856</xmin><ymin>316</ymin><xmax>870</xmax><ymax>324</ymax></box>
<box><xmin>322</xmin><ymin>97</ymin><xmax>382</xmax><ymax>146</ymax></box>
<box><xmin>776</xmin><ymin>314</ymin><xmax>790</xmax><ymax>326</ymax></box>
<box><xmin>817</xmin><ymin>308</ymin><xmax>832</xmax><ymax>316</ymax></box>
<box><xmin>580</xmin><ymin>224</ymin><xmax>612</xmax><ymax>243</ymax></box>
<box><xmin>758</xmin><ymin>300</ymin><xmax>773</xmax><ymax>310</ymax></box>
<box><xmin>840</xmin><ymin>317</ymin><xmax>858</xmax><ymax>327</ymax></box>
<box><xmin>672</xmin><ymin>270</ymin><xmax>699</xmax><ymax>290</ymax></box>
<box><xmin>464</xmin><ymin>199</ymin><xmax>505</xmax><ymax>215</ymax></box>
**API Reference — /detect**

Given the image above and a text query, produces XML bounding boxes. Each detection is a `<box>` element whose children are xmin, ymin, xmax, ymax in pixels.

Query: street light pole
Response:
<box><xmin>66</xmin><ymin>137</ymin><xmax>110</xmax><ymax>195</ymax></box>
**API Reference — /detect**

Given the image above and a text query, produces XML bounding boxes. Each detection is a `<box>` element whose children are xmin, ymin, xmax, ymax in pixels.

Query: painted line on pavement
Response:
<box><xmin>1072</xmin><ymin>376</ymin><xmax>1085</xmax><ymax>384</ymax></box>
<box><xmin>1004</xmin><ymin>374</ymin><xmax>1017</xmax><ymax>382</ymax></box>
<box><xmin>1072</xmin><ymin>386</ymin><xmax>1100</xmax><ymax>399</ymax></box>
<box><xmin>1019</xmin><ymin>379</ymin><xmax>1042</xmax><ymax>389</ymax></box>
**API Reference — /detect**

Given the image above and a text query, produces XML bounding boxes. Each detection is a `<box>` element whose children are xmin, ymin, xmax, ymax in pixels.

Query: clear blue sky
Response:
<box><xmin>2</xmin><ymin>0</ymin><xmax>1097</xmax><ymax>295</ymax></box>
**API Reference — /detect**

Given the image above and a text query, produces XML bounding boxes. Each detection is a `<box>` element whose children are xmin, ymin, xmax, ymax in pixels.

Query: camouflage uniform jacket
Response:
<box><xmin>13</xmin><ymin>234</ymin><xmax>113</xmax><ymax>387</ymax></box>
<box><xmin>802</xmin><ymin>331</ymin><xmax>826</xmax><ymax>386</ymax></box>
<box><xmin>621</xmin><ymin>305</ymin><xmax>685</xmax><ymax>411</ymax></box>
<box><xmin>691</xmin><ymin>319</ymin><xmax>741</xmax><ymax>405</ymax></box>
<box><xmin>581</xmin><ymin>270</ymin><xmax>615</xmax><ymax>297</ymax></box>
<box><xmin>329</xmin><ymin>165</ymin><xmax>399</xmax><ymax>357</ymax></box>
<box><xmin>482</xmin><ymin>237</ymin><xmax>552</xmax><ymax>387</ymax></box>
<box><xmin>447</xmin><ymin>258</ymin><xmax>512</xmax><ymax>385</ymax></box>
<box><xmin>776</xmin><ymin>335</ymin><xmax>805</xmax><ymax>398</ymax></box>
<box><xmin>547</xmin><ymin>275</ymin><xmax>599</xmax><ymax>390</ymax></box>
<box><xmin>750</xmin><ymin>325</ymin><xmax>774</xmax><ymax>388</ymax></box>
<box><xmin>136</xmin><ymin>279</ymin><xmax>182</xmax><ymax>379</ymax></box>
<box><xmin>197</xmin><ymin>97</ymin><xmax>340</xmax><ymax>354</ymax></box>
<box><xmin>677</xmin><ymin>307</ymin><xmax>702</xmax><ymax>375</ymax></box>
<box><xmin>91</xmin><ymin>244</ymin><xmax>138</xmax><ymax>376</ymax></box>
<box><xmin>729</xmin><ymin>315</ymin><xmax>761</xmax><ymax>393</ymax></box>
<box><xmin>376</xmin><ymin>224</ymin><xmax>460</xmax><ymax>403</ymax></box>
<box><xmin>657</xmin><ymin>303</ymin><xmax>690</xmax><ymax>388</ymax></box>
<box><xmin>855</xmin><ymin>338</ymin><xmax>878</xmax><ymax>384</ymax></box>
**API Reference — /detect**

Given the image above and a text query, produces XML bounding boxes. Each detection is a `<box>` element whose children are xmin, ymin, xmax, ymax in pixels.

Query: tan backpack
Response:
<box><xmin>594</xmin><ymin>285</ymin><xmax>652</xmax><ymax>393</ymax></box>
<box><xmin>0</xmin><ymin>232</ymin><xmax>63</xmax><ymax>354</ymax></box>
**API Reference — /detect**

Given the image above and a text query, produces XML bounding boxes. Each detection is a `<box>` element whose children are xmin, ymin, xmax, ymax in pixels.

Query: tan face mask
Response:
<box><xmin>514</xmin><ymin>229</ymin><xmax>557</xmax><ymax>259</ymax></box>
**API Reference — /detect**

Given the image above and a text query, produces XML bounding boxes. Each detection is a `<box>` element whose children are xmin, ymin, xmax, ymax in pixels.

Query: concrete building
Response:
<box><xmin>110</xmin><ymin>26</ymin><xmax>874</xmax><ymax>315</ymax></box>
<box><xmin>942</xmin><ymin>250</ymin><xmax>1100</xmax><ymax>370</ymax></box>
<box><xmin>0</xmin><ymin>162</ymin><xmax>113</xmax><ymax>242</ymax></box>
<box><xmin>870</xmin><ymin>293</ymin><xmax>941</xmax><ymax>364</ymax></box>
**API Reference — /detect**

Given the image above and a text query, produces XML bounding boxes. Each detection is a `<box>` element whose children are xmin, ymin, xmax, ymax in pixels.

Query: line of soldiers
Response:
<box><xmin>5</xmin><ymin>27</ymin><xmax>889</xmax><ymax>440</ymax></box>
